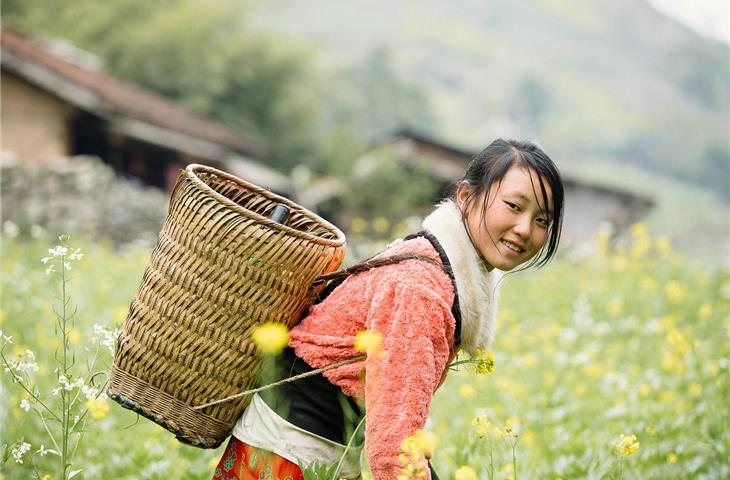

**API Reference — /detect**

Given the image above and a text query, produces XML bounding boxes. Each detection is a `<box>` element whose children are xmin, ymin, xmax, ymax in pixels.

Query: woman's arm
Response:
<box><xmin>364</xmin><ymin>275</ymin><xmax>454</xmax><ymax>480</ymax></box>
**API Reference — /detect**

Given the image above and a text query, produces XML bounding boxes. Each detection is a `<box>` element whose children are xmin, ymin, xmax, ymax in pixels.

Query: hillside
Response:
<box><xmin>250</xmin><ymin>0</ymin><xmax>729</xmax><ymax>198</ymax></box>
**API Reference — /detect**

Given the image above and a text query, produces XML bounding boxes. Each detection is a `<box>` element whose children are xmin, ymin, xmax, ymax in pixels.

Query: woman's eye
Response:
<box><xmin>505</xmin><ymin>201</ymin><xmax>520</xmax><ymax>211</ymax></box>
<box><xmin>536</xmin><ymin>218</ymin><xmax>549</xmax><ymax>227</ymax></box>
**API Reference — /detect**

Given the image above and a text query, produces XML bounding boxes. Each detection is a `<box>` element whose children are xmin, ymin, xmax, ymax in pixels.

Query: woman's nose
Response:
<box><xmin>513</xmin><ymin>215</ymin><xmax>532</xmax><ymax>238</ymax></box>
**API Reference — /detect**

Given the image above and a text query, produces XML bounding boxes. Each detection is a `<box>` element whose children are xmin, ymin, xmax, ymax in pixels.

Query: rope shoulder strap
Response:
<box><xmin>313</xmin><ymin>230</ymin><xmax>462</xmax><ymax>347</ymax></box>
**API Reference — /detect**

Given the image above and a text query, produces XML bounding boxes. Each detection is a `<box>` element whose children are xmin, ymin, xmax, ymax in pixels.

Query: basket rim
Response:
<box><xmin>184</xmin><ymin>164</ymin><xmax>345</xmax><ymax>247</ymax></box>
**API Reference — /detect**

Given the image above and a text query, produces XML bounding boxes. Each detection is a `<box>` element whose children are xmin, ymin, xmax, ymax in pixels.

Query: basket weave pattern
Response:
<box><xmin>108</xmin><ymin>164</ymin><xmax>345</xmax><ymax>448</ymax></box>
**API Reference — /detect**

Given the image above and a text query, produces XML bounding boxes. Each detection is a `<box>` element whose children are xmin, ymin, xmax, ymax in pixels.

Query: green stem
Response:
<box><xmin>39</xmin><ymin>411</ymin><xmax>62</xmax><ymax>454</ymax></box>
<box><xmin>60</xmin><ymin>255</ymin><xmax>69</xmax><ymax>480</ymax></box>
<box><xmin>331</xmin><ymin>415</ymin><xmax>366</xmax><ymax>480</ymax></box>
<box><xmin>489</xmin><ymin>442</ymin><xmax>494</xmax><ymax>480</ymax></box>
<box><xmin>512</xmin><ymin>437</ymin><xmax>518</xmax><ymax>480</ymax></box>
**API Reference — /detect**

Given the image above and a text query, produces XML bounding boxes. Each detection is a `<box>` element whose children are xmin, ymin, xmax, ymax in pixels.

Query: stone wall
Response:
<box><xmin>1</xmin><ymin>155</ymin><xmax>167</xmax><ymax>246</ymax></box>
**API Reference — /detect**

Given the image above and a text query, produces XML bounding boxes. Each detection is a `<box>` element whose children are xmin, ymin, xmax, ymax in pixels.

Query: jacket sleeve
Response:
<box><xmin>364</xmin><ymin>273</ymin><xmax>454</xmax><ymax>480</ymax></box>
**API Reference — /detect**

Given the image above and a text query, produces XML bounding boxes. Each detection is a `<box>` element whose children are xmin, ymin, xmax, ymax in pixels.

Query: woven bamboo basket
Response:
<box><xmin>107</xmin><ymin>164</ymin><xmax>346</xmax><ymax>448</ymax></box>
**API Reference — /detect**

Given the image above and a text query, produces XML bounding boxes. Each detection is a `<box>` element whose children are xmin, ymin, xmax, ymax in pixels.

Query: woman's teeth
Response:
<box><xmin>502</xmin><ymin>240</ymin><xmax>524</xmax><ymax>253</ymax></box>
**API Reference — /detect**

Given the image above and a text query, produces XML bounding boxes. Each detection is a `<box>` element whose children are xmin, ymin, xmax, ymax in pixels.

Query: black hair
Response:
<box><xmin>452</xmin><ymin>138</ymin><xmax>564</xmax><ymax>269</ymax></box>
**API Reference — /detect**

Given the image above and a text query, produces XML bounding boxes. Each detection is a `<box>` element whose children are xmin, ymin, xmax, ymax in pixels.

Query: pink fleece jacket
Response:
<box><xmin>288</xmin><ymin>237</ymin><xmax>458</xmax><ymax>479</ymax></box>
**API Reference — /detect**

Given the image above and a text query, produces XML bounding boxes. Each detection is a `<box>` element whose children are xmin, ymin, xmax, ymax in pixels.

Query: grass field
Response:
<box><xmin>1</xmin><ymin>226</ymin><xmax>728</xmax><ymax>479</ymax></box>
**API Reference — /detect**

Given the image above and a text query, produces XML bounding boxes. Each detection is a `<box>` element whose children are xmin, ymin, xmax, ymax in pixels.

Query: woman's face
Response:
<box><xmin>456</xmin><ymin>165</ymin><xmax>553</xmax><ymax>271</ymax></box>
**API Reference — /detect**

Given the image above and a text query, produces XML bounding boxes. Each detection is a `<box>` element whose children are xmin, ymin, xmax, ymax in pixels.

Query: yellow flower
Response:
<box><xmin>689</xmin><ymin>383</ymin><xmax>702</xmax><ymax>396</ymax></box>
<box><xmin>660</xmin><ymin>390</ymin><xmax>677</xmax><ymax>404</ymax></box>
<box><xmin>595</xmin><ymin>229</ymin><xmax>611</xmax><ymax>257</ymax></box>
<box><xmin>350</xmin><ymin>217</ymin><xmax>367</xmax><ymax>235</ymax></box>
<box><xmin>614</xmin><ymin>434</ymin><xmax>640</xmax><ymax>456</ymax></box>
<box><xmin>0</xmin><ymin>308</ymin><xmax>5</xmax><ymax>325</ymax></box>
<box><xmin>607</xmin><ymin>299</ymin><xmax>624</xmax><ymax>316</ymax></box>
<box><xmin>473</xmin><ymin>349</ymin><xmax>495</xmax><ymax>375</ymax></box>
<box><xmin>353</xmin><ymin>330</ymin><xmax>383</xmax><ymax>355</ymax></box>
<box><xmin>639</xmin><ymin>276</ymin><xmax>658</xmax><ymax>291</ymax></box>
<box><xmin>543</xmin><ymin>371</ymin><xmax>557</xmax><ymax>387</ymax></box>
<box><xmin>400</xmin><ymin>429</ymin><xmax>436</xmax><ymax>458</ymax></box>
<box><xmin>251</xmin><ymin>322</ymin><xmax>289</xmax><ymax>355</ymax></box>
<box><xmin>458</xmin><ymin>384</ymin><xmax>476</xmax><ymax>399</ymax></box>
<box><xmin>209</xmin><ymin>456</ymin><xmax>219</xmax><ymax>468</ymax></box>
<box><xmin>664</xmin><ymin>281</ymin><xmax>686</xmax><ymax>303</ymax></box>
<box><xmin>505</xmin><ymin>417</ymin><xmax>520</xmax><ymax>435</ymax></box>
<box><xmin>114</xmin><ymin>306</ymin><xmax>129</xmax><ymax>324</ymax></box>
<box><xmin>659</xmin><ymin>314</ymin><xmax>676</xmax><ymax>330</ymax></box>
<box><xmin>85</xmin><ymin>398</ymin><xmax>110</xmax><ymax>420</ymax></box>
<box><xmin>398</xmin><ymin>429</ymin><xmax>436</xmax><ymax>479</ymax></box>
<box><xmin>41</xmin><ymin>475</ymin><xmax>51</xmax><ymax>480</ymax></box>
<box><xmin>666</xmin><ymin>452</ymin><xmax>678</xmax><ymax>464</ymax></box>
<box><xmin>629</xmin><ymin>224</ymin><xmax>651</xmax><ymax>258</ymax></box>
<box><xmin>68</xmin><ymin>328</ymin><xmax>82</xmax><ymax>347</ymax></box>
<box><xmin>655</xmin><ymin>235</ymin><xmax>672</xmax><ymax>257</ymax></box>
<box><xmin>639</xmin><ymin>384</ymin><xmax>651</xmax><ymax>397</ymax></box>
<box><xmin>471</xmin><ymin>415</ymin><xmax>490</xmax><ymax>438</ymax></box>
<box><xmin>630</xmin><ymin>222</ymin><xmax>648</xmax><ymax>238</ymax></box>
<box><xmin>697</xmin><ymin>304</ymin><xmax>712</xmax><ymax>319</ymax></box>
<box><xmin>522</xmin><ymin>429</ymin><xmax>536</xmax><ymax>446</ymax></box>
<box><xmin>661</xmin><ymin>352</ymin><xmax>685</xmax><ymax>374</ymax></box>
<box><xmin>454</xmin><ymin>466</ymin><xmax>479</xmax><ymax>480</ymax></box>
<box><xmin>644</xmin><ymin>426</ymin><xmax>656</xmax><ymax>436</ymax></box>
<box><xmin>523</xmin><ymin>353</ymin><xmax>537</xmax><ymax>367</ymax></box>
<box><xmin>372</xmin><ymin>217</ymin><xmax>390</xmax><ymax>234</ymax></box>
<box><xmin>665</xmin><ymin>328</ymin><xmax>690</xmax><ymax>356</ymax></box>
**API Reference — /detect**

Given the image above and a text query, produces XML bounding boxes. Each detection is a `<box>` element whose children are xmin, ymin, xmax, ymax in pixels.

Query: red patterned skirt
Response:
<box><xmin>211</xmin><ymin>436</ymin><xmax>304</xmax><ymax>480</ymax></box>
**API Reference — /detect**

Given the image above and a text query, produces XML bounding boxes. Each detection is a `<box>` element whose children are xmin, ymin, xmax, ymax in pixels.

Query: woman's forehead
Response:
<box><xmin>495</xmin><ymin>166</ymin><xmax>554</xmax><ymax>212</ymax></box>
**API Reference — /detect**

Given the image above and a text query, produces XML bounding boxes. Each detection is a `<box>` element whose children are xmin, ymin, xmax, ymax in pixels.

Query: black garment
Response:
<box><xmin>264</xmin><ymin>346</ymin><xmax>363</xmax><ymax>445</ymax></box>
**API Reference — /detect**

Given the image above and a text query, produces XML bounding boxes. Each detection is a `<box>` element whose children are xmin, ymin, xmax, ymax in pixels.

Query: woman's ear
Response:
<box><xmin>455</xmin><ymin>182</ymin><xmax>472</xmax><ymax>210</ymax></box>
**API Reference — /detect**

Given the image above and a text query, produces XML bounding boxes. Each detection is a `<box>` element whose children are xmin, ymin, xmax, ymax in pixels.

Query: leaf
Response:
<box><xmin>68</xmin><ymin>468</ymin><xmax>83</xmax><ymax>479</ymax></box>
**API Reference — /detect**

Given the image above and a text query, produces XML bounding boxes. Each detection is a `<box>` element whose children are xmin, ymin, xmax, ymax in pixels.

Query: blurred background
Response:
<box><xmin>1</xmin><ymin>2</ymin><xmax>729</xmax><ymax>479</ymax></box>
<box><xmin>1</xmin><ymin>0</ymin><xmax>728</xmax><ymax>259</ymax></box>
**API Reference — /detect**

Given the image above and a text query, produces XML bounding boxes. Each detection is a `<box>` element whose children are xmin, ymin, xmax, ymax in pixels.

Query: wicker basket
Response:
<box><xmin>107</xmin><ymin>164</ymin><xmax>346</xmax><ymax>448</ymax></box>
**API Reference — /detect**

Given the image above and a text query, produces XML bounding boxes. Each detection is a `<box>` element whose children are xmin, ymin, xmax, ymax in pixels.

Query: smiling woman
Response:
<box><xmin>212</xmin><ymin>138</ymin><xmax>565</xmax><ymax>480</ymax></box>
<box><xmin>454</xmin><ymin>139</ymin><xmax>563</xmax><ymax>272</ymax></box>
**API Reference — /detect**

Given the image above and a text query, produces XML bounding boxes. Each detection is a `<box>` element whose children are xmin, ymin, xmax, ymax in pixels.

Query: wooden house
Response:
<box><xmin>0</xmin><ymin>27</ymin><xmax>292</xmax><ymax>195</ymax></box>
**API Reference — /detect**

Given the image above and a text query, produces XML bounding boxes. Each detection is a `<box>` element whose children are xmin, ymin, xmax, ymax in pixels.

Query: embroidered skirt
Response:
<box><xmin>211</xmin><ymin>436</ymin><xmax>304</xmax><ymax>480</ymax></box>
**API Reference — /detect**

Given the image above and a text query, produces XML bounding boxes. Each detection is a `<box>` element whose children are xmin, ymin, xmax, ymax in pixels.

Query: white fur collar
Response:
<box><xmin>422</xmin><ymin>200</ymin><xmax>501</xmax><ymax>355</ymax></box>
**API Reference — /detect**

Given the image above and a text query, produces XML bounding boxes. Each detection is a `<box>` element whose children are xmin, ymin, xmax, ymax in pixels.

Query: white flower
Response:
<box><xmin>5</xmin><ymin>350</ymin><xmax>39</xmax><ymax>376</ymax></box>
<box><xmin>48</xmin><ymin>246</ymin><xmax>68</xmax><ymax>257</ymax></box>
<box><xmin>0</xmin><ymin>329</ymin><xmax>13</xmax><ymax>343</ymax></box>
<box><xmin>93</xmin><ymin>323</ymin><xmax>120</xmax><ymax>356</ymax></box>
<box><xmin>69</xmin><ymin>248</ymin><xmax>83</xmax><ymax>261</ymax></box>
<box><xmin>41</xmin><ymin>257</ymin><xmax>51</xmax><ymax>264</ymax></box>
<box><xmin>30</xmin><ymin>224</ymin><xmax>45</xmax><ymax>238</ymax></box>
<box><xmin>11</xmin><ymin>442</ymin><xmax>31</xmax><ymax>464</ymax></box>
<box><xmin>64</xmin><ymin>261</ymin><xmax>71</xmax><ymax>271</ymax></box>
<box><xmin>3</xmin><ymin>220</ymin><xmax>20</xmax><ymax>237</ymax></box>
<box><xmin>45</xmin><ymin>265</ymin><xmax>56</xmax><ymax>275</ymax></box>
<box><xmin>82</xmin><ymin>384</ymin><xmax>99</xmax><ymax>400</ymax></box>
<box><xmin>20</xmin><ymin>399</ymin><xmax>31</xmax><ymax>412</ymax></box>
<box><xmin>37</xmin><ymin>445</ymin><xmax>49</xmax><ymax>456</ymax></box>
<box><xmin>51</xmin><ymin>387</ymin><xmax>62</xmax><ymax>396</ymax></box>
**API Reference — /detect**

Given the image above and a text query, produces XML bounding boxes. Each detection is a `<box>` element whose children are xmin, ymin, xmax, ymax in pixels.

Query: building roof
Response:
<box><xmin>0</xmin><ymin>27</ymin><xmax>266</xmax><ymax>160</ymax></box>
<box><xmin>380</xmin><ymin>128</ymin><xmax>654</xmax><ymax>208</ymax></box>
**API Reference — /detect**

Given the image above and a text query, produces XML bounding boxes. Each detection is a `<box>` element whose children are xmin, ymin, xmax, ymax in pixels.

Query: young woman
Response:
<box><xmin>212</xmin><ymin>138</ymin><xmax>564</xmax><ymax>480</ymax></box>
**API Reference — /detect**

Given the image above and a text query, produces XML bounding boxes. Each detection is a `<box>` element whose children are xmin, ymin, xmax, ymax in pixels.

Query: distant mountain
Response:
<box><xmin>251</xmin><ymin>0</ymin><xmax>729</xmax><ymax>199</ymax></box>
